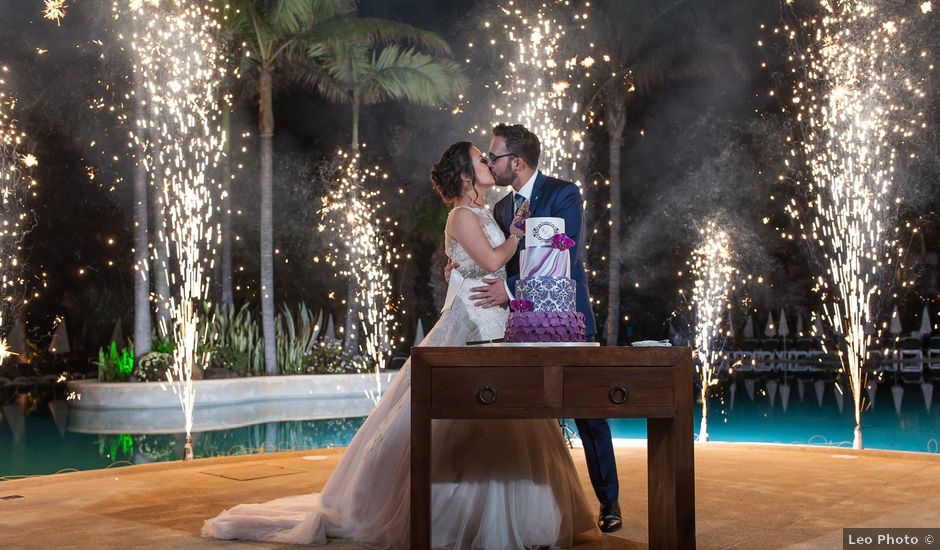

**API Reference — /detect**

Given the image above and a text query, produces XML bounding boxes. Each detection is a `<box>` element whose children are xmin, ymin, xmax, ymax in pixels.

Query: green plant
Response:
<box><xmin>276</xmin><ymin>304</ymin><xmax>323</xmax><ymax>375</ymax></box>
<box><xmin>135</xmin><ymin>352</ymin><xmax>173</xmax><ymax>382</ymax></box>
<box><xmin>201</xmin><ymin>304</ymin><xmax>265</xmax><ymax>376</ymax></box>
<box><xmin>152</xmin><ymin>337</ymin><xmax>174</xmax><ymax>354</ymax></box>
<box><xmin>98</xmin><ymin>433</ymin><xmax>135</xmax><ymax>461</ymax></box>
<box><xmin>97</xmin><ymin>342</ymin><xmax>135</xmax><ymax>382</ymax></box>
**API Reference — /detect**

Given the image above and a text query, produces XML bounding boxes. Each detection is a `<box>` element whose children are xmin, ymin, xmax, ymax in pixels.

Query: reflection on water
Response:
<box><xmin>1</xmin><ymin>415</ymin><xmax>365</xmax><ymax>479</ymax></box>
<box><xmin>585</xmin><ymin>378</ymin><xmax>940</xmax><ymax>454</ymax></box>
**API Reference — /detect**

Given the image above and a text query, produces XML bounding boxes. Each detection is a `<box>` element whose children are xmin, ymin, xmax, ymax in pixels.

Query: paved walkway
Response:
<box><xmin>1</xmin><ymin>443</ymin><xmax>939</xmax><ymax>549</ymax></box>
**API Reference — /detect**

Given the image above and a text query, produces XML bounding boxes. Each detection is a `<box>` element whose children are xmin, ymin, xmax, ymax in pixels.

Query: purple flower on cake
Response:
<box><xmin>550</xmin><ymin>233</ymin><xmax>575</xmax><ymax>251</ymax></box>
<box><xmin>509</xmin><ymin>299</ymin><xmax>534</xmax><ymax>312</ymax></box>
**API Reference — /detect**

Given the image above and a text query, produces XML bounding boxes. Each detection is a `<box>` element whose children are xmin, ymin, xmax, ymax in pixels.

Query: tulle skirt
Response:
<box><xmin>203</xmin><ymin>296</ymin><xmax>597</xmax><ymax>549</ymax></box>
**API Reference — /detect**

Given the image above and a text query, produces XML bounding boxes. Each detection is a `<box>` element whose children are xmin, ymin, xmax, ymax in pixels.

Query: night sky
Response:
<box><xmin>0</xmin><ymin>0</ymin><xmax>936</xmax><ymax>356</ymax></box>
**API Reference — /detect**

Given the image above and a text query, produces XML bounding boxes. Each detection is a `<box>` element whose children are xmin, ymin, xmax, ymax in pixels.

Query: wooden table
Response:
<box><xmin>410</xmin><ymin>346</ymin><xmax>695</xmax><ymax>550</ymax></box>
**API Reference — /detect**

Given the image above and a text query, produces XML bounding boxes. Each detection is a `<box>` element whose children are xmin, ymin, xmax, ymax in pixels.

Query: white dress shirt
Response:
<box><xmin>505</xmin><ymin>171</ymin><xmax>540</xmax><ymax>300</ymax></box>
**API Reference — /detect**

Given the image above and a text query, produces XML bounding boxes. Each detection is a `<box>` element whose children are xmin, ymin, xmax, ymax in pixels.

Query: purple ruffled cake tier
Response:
<box><xmin>503</xmin><ymin>311</ymin><xmax>586</xmax><ymax>343</ymax></box>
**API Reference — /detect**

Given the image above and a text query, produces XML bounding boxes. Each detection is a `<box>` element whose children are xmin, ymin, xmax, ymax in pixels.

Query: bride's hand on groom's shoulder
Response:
<box><xmin>444</xmin><ymin>258</ymin><xmax>459</xmax><ymax>284</ymax></box>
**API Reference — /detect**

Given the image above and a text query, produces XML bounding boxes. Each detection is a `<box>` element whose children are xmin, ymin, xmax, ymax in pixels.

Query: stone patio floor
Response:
<box><xmin>2</xmin><ymin>442</ymin><xmax>939</xmax><ymax>549</ymax></box>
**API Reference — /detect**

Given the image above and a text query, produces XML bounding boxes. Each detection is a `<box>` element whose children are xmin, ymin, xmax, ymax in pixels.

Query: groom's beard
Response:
<box><xmin>491</xmin><ymin>166</ymin><xmax>516</xmax><ymax>187</ymax></box>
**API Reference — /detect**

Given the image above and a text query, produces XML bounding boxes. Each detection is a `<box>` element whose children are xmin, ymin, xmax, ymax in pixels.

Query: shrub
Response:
<box><xmin>304</xmin><ymin>342</ymin><xmax>370</xmax><ymax>375</ymax></box>
<box><xmin>201</xmin><ymin>304</ymin><xmax>264</xmax><ymax>376</ymax></box>
<box><xmin>152</xmin><ymin>337</ymin><xmax>174</xmax><ymax>354</ymax></box>
<box><xmin>276</xmin><ymin>304</ymin><xmax>323</xmax><ymax>375</ymax></box>
<box><xmin>135</xmin><ymin>352</ymin><xmax>174</xmax><ymax>382</ymax></box>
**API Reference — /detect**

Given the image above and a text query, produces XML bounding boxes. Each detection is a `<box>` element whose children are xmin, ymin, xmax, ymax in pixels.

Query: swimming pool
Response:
<box><xmin>1</xmin><ymin>379</ymin><xmax>937</xmax><ymax>479</ymax></box>
<box><xmin>600</xmin><ymin>380</ymin><xmax>939</xmax><ymax>453</ymax></box>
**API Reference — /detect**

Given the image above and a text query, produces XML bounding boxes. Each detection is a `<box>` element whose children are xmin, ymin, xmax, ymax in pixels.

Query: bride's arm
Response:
<box><xmin>447</xmin><ymin>209</ymin><xmax>522</xmax><ymax>273</ymax></box>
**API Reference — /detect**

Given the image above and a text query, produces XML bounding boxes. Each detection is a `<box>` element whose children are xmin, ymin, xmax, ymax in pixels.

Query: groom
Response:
<box><xmin>468</xmin><ymin>123</ymin><xmax>622</xmax><ymax>533</ymax></box>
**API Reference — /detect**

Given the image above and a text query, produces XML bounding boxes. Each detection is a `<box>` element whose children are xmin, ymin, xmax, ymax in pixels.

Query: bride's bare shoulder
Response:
<box><xmin>447</xmin><ymin>206</ymin><xmax>476</xmax><ymax>223</ymax></box>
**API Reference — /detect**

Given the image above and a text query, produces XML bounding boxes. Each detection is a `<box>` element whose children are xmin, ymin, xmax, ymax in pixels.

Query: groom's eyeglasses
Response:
<box><xmin>486</xmin><ymin>152</ymin><xmax>517</xmax><ymax>165</ymax></box>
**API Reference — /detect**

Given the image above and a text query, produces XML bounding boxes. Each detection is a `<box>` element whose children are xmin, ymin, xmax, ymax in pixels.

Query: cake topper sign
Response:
<box><xmin>525</xmin><ymin>217</ymin><xmax>565</xmax><ymax>245</ymax></box>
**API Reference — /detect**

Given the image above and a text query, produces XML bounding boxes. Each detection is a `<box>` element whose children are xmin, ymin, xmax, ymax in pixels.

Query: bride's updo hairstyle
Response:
<box><xmin>430</xmin><ymin>141</ymin><xmax>476</xmax><ymax>205</ymax></box>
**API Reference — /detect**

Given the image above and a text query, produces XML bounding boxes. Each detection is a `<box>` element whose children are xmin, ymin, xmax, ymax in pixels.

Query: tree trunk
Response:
<box><xmin>343</xmin><ymin>98</ymin><xmax>361</xmax><ymax>356</ymax></box>
<box><xmin>351</xmin><ymin>98</ymin><xmax>360</xmax><ymax>153</ymax></box>
<box><xmin>220</xmin><ymin>106</ymin><xmax>234</xmax><ymax>310</ymax></box>
<box><xmin>343</xmin><ymin>282</ymin><xmax>359</xmax><ymax>355</ymax></box>
<box><xmin>151</xmin><ymin>152</ymin><xmax>172</xmax><ymax>339</ymax></box>
<box><xmin>605</xmin><ymin>94</ymin><xmax>627</xmax><ymax>346</ymax></box>
<box><xmin>259</xmin><ymin>67</ymin><xmax>277</xmax><ymax>374</ymax></box>
<box><xmin>132</xmin><ymin>113</ymin><xmax>152</xmax><ymax>357</ymax></box>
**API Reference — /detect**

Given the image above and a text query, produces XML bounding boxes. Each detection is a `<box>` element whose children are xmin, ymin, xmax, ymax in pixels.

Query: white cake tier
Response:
<box><xmin>520</xmin><ymin>247</ymin><xmax>571</xmax><ymax>279</ymax></box>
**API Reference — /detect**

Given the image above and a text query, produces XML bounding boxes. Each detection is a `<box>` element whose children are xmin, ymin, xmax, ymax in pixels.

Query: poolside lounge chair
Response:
<box><xmin>927</xmin><ymin>336</ymin><xmax>940</xmax><ymax>379</ymax></box>
<box><xmin>788</xmin><ymin>338</ymin><xmax>819</xmax><ymax>373</ymax></box>
<box><xmin>754</xmin><ymin>339</ymin><xmax>779</xmax><ymax>373</ymax></box>
<box><xmin>731</xmin><ymin>339</ymin><xmax>760</xmax><ymax>373</ymax></box>
<box><xmin>899</xmin><ymin>337</ymin><xmax>925</xmax><ymax>383</ymax></box>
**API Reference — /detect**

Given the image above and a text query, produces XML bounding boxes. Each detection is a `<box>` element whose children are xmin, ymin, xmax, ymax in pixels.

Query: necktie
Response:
<box><xmin>513</xmin><ymin>193</ymin><xmax>526</xmax><ymax>215</ymax></box>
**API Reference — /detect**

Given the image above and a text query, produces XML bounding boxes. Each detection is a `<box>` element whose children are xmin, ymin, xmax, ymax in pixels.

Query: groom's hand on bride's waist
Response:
<box><xmin>470</xmin><ymin>278</ymin><xmax>509</xmax><ymax>309</ymax></box>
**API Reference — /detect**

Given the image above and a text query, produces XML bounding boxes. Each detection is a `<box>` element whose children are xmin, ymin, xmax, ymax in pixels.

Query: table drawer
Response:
<box><xmin>431</xmin><ymin>367</ymin><xmax>543</xmax><ymax>410</ymax></box>
<box><xmin>563</xmin><ymin>367</ymin><xmax>673</xmax><ymax>408</ymax></box>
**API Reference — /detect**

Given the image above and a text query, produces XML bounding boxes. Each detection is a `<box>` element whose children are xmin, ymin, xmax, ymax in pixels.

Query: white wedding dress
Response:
<box><xmin>202</xmin><ymin>206</ymin><xmax>597</xmax><ymax>549</ymax></box>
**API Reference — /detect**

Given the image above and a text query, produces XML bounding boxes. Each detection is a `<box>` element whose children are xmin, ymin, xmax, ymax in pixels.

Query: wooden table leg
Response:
<box><xmin>647</xmin><ymin>354</ymin><xmax>696</xmax><ymax>550</ymax></box>
<box><xmin>411</xmin><ymin>355</ymin><xmax>431</xmax><ymax>550</ymax></box>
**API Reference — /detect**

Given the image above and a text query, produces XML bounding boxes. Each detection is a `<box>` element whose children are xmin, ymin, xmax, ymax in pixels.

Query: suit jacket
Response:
<box><xmin>494</xmin><ymin>172</ymin><xmax>597</xmax><ymax>338</ymax></box>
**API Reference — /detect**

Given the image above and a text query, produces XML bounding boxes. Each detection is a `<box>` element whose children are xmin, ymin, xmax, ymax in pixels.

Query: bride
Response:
<box><xmin>202</xmin><ymin>141</ymin><xmax>597</xmax><ymax>549</ymax></box>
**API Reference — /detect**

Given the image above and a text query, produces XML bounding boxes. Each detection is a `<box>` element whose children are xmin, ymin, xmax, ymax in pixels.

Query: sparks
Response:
<box><xmin>0</xmin><ymin>337</ymin><xmax>13</xmax><ymax>363</ymax></box>
<box><xmin>42</xmin><ymin>0</ymin><xmax>68</xmax><ymax>25</ymax></box>
<box><xmin>319</xmin><ymin>151</ymin><xmax>403</xmax><ymax>402</ymax></box>
<box><xmin>688</xmin><ymin>221</ymin><xmax>736</xmax><ymax>442</ymax></box>
<box><xmin>781</xmin><ymin>0</ymin><xmax>931</xmax><ymax>449</ymax></box>
<box><xmin>115</xmin><ymin>0</ymin><xmax>225</xmax><ymax>458</ymax></box>
<box><xmin>477</xmin><ymin>2</ymin><xmax>591</xmax><ymax>187</ymax></box>
<box><xmin>0</xmin><ymin>78</ymin><xmax>34</xmax><ymax>361</ymax></box>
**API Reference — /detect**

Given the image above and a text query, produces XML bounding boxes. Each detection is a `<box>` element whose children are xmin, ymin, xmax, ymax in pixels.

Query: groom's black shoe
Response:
<box><xmin>598</xmin><ymin>502</ymin><xmax>622</xmax><ymax>533</ymax></box>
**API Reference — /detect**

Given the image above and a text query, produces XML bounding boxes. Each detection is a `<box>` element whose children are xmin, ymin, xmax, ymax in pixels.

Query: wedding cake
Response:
<box><xmin>503</xmin><ymin>217</ymin><xmax>586</xmax><ymax>343</ymax></box>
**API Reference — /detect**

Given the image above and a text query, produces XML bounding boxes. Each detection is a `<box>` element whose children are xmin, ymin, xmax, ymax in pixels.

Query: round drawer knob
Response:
<box><xmin>477</xmin><ymin>385</ymin><xmax>498</xmax><ymax>405</ymax></box>
<box><xmin>609</xmin><ymin>386</ymin><xmax>629</xmax><ymax>405</ymax></box>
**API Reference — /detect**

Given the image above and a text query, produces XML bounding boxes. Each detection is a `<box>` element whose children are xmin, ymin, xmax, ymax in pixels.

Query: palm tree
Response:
<box><xmin>131</xmin><ymin>90</ymin><xmax>152</xmax><ymax>357</ymax></box>
<box><xmin>219</xmin><ymin>102</ymin><xmax>235</xmax><ymax>310</ymax></box>
<box><xmin>151</xmin><ymin>153</ymin><xmax>172</xmax><ymax>339</ymax></box>
<box><xmin>220</xmin><ymin>0</ymin><xmax>355</xmax><ymax>373</ymax></box>
<box><xmin>587</xmin><ymin>0</ymin><xmax>737</xmax><ymax>345</ymax></box>
<box><xmin>301</xmin><ymin>42</ymin><xmax>464</xmax><ymax>153</ymax></box>
<box><xmin>298</xmin><ymin>35</ymin><xmax>465</xmax><ymax>355</ymax></box>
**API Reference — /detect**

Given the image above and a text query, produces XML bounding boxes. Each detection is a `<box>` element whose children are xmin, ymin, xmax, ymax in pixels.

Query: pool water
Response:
<box><xmin>1</xmin><ymin>415</ymin><xmax>365</xmax><ymax>479</ymax></box>
<box><xmin>1</xmin><ymin>380</ymin><xmax>937</xmax><ymax>479</ymax></box>
<box><xmin>596</xmin><ymin>381</ymin><xmax>939</xmax><ymax>453</ymax></box>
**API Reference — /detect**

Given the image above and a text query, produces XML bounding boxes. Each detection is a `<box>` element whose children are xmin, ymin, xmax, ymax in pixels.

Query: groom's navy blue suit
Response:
<box><xmin>494</xmin><ymin>171</ymin><xmax>619</xmax><ymax>507</ymax></box>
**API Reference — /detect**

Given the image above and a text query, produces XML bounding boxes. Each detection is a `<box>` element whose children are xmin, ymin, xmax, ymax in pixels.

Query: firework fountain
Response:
<box><xmin>473</xmin><ymin>1</ymin><xmax>592</xmax><ymax>185</ymax></box>
<box><xmin>120</xmin><ymin>0</ymin><xmax>224</xmax><ymax>459</ymax></box>
<box><xmin>319</xmin><ymin>152</ymin><xmax>402</xmax><ymax>401</ymax></box>
<box><xmin>686</xmin><ymin>221</ymin><xmax>736</xmax><ymax>442</ymax></box>
<box><xmin>0</xmin><ymin>70</ymin><xmax>35</xmax><ymax>363</ymax></box>
<box><xmin>782</xmin><ymin>0</ymin><xmax>931</xmax><ymax>449</ymax></box>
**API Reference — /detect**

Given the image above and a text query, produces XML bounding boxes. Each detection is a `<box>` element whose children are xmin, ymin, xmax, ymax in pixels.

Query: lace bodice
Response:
<box><xmin>441</xmin><ymin>206</ymin><xmax>508</xmax><ymax>342</ymax></box>
<box><xmin>445</xmin><ymin>206</ymin><xmax>508</xmax><ymax>280</ymax></box>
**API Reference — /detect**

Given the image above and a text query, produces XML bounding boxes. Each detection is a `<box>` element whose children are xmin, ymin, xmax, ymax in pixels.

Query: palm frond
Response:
<box><xmin>302</xmin><ymin>17</ymin><xmax>452</xmax><ymax>56</ymax></box>
<box><xmin>266</xmin><ymin>0</ymin><xmax>353</xmax><ymax>33</ymax></box>
<box><xmin>359</xmin><ymin>46</ymin><xmax>466</xmax><ymax>106</ymax></box>
<box><xmin>308</xmin><ymin>0</ymin><xmax>358</xmax><ymax>21</ymax></box>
